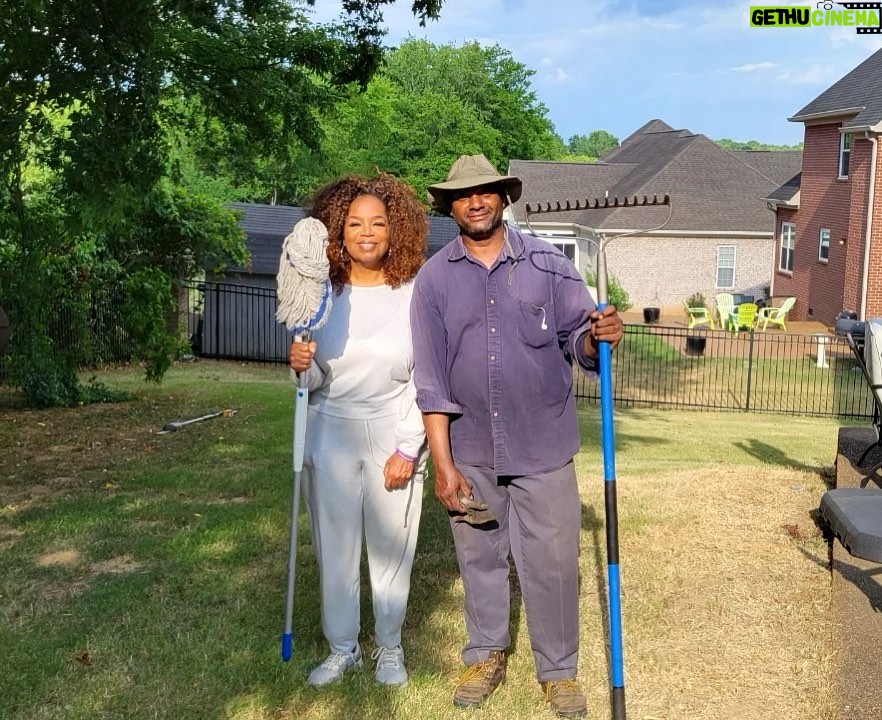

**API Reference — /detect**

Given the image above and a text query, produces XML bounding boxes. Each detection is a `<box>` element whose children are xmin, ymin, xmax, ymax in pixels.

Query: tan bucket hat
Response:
<box><xmin>427</xmin><ymin>154</ymin><xmax>522</xmax><ymax>215</ymax></box>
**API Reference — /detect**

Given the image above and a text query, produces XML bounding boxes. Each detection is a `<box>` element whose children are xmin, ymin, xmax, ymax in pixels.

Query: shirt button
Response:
<box><xmin>490</xmin><ymin>327</ymin><xmax>496</xmax><ymax>333</ymax></box>
<box><xmin>489</xmin><ymin>299</ymin><xmax>496</xmax><ymax>304</ymax></box>
<box><xmin>490</xmin><ymin>355</ymin><xmax>496</xmax><ymax>361</ymax></box>
<box><xmin>493</xmin><ymin>411</ymin><xmax>498</xmax><ymax>417</ymax></box>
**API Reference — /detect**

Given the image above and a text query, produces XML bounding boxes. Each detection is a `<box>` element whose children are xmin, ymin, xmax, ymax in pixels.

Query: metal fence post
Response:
<box><xmin>745</xmin><ymin>328</ymin><xmax>755</xmax><ymax>412</ymax></box>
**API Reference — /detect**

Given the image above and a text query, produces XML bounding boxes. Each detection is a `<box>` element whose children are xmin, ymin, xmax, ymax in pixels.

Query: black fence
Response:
<box><xmin>573</xmin><ymin>324</ymin><xmax>872</xmax><ymax>418</ymax></box>
<box><xmin>2</xmin><ymin>281</ymin><xmax>874</xmax><ymax>419</ymax></box>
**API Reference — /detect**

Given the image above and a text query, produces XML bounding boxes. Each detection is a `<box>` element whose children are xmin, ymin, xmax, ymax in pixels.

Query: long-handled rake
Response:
<box><xmin>525</xmin><ymin>194</ymin><xmax>672</xmax><ymax>720</ymax></box>
<box><xmin>275</xmin><ymin>217</ymin><xmax>333</xmax><ymax>662</ymax></box>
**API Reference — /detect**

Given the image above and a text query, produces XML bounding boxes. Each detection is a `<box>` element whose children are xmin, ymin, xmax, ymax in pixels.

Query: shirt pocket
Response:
<box><xmin>516</xmin><ymin>300</ymin><xmax>555</xmax><ymax>348</ymax></box>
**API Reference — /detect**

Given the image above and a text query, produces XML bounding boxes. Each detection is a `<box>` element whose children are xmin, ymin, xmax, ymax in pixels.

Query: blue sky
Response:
<box><xmin>311</xmin><ymin>0</ymin><xmax>882</xmax><ymax>146</ymax></box>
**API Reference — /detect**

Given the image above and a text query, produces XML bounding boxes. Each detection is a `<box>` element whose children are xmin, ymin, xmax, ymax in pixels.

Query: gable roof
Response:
<box><xmin>789</xmin><ymin>47</ymin><xmax>882</xmax><ymax>131</ymax></box>
<box><xmin>509</xmin><ymin>122</ymin><xmax>802</xmax><ymax>234</ymax></box>
<box><xmin>763</xmin><ymin>172</ymin><xmax>801</xmax><ymax>208</ymax></box>
<box><xmin>226</xmin><ymin>202</ymin><xmax>458</xmax><ymax>276</ymax></box>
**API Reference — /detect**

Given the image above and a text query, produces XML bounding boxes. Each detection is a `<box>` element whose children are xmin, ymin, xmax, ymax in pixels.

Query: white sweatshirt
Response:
<box><xmin>296</xmin><ymin>281</ymin><xmax>425</xmax><ymax>458</ymax></box>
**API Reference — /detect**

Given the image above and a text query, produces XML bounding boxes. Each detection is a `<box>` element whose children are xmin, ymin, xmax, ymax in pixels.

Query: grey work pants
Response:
<box><xmin>451</xmin><ymin>461</ymin><xmax>581</xmax><ymax>682</ymax></box>
<box><xmin>302</xmin><ymin>408</ymin><xmax>424</xmax><ymax>653</ymax></box>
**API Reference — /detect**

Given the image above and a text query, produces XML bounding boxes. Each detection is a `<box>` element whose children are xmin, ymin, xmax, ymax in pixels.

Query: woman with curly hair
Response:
<box><xmin>289</xmin><ymin>173</ymin><xmax>429</xmax><ymax>688</ymax></box>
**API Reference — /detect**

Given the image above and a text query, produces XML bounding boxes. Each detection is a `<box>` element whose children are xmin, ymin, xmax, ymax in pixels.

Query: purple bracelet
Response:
<box><xmin>395</xmin><ymin>448</ymin><xmax>416</xmax><ymax>463</ymax></box>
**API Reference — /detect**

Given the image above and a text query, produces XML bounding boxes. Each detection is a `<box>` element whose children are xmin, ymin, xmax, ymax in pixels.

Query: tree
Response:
<box><xmin>567</xmin><ymin>130</ymin><xmax>619</xmax><ymax>160</ymax></box>
<box><xmin>291</xmin><ymin>39</ymin><xmax>565</xmax><ymax>206</ymax></box>
<box><xmin>715</xmin><ymin>138</ymin><xmax>804</xmax><ymax>152</ymax></box>
<box><xmin>0</xmin><ymin>0</ymin><xmax>443</xmax><ymax>406</ymax></box>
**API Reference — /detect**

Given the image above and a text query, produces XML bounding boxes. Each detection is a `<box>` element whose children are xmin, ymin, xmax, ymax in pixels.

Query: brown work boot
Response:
<box><xmin>542</xmin><ymin>679</ymin><xmax>587</xmax><ymax>718</ymax></box>
<box><xmin>452</xmin><ymin>651</ymin><xmax>506</xmax><ymax>708</ymax></box>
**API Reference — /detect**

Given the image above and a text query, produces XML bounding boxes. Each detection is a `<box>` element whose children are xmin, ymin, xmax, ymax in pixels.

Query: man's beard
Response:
<box><xmin>457</xmin><ymin>212</ymin><xmax>502</xmax><ymax>241</ymax></box>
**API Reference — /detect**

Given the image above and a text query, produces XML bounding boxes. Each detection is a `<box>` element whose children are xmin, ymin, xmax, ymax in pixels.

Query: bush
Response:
<box><xmin>585</xmin><ymin>272</ymin><xmax>632</xmax><ymax>312</ymax></box>
<box><xmin>685</xmin><ymin>292</ymin><xmax>707</xmax><ymax>309</ymax></box>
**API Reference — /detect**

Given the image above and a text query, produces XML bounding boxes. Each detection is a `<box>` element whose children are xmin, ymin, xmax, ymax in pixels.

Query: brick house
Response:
<box><xmin>767</xmin><ymin>47</ymin><xmax>882</xmax><ymax>325</ymax></box>
<box><xmin>508</xmin><ymin>120</ymin><xmax>802</xmax><ymax>313</ymax></box>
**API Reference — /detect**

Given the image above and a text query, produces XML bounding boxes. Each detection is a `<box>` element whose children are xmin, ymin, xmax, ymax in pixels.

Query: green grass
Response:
<box><xmin>0</xmin><ymin>361</ymin><xmax>843</xmax><ymax>720</ymax></box>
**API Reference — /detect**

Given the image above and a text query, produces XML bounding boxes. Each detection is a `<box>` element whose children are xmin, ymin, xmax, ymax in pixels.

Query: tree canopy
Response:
<box><xmin>0</xmin><ymin>0</ymin><xmax>443</xmax><ymax>406</ymax></box>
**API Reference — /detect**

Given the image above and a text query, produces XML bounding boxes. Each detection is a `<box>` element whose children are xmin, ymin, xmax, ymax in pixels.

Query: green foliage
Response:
<box><xmin>0</xmin><ymin>0</ymin><xmax>443</xmax><ymax>406</ymax></box>
<box><xmin>281</xmin><ymin>38</ymin><xmax>567</xmax><ymax>205</ymax></box>
<box><xmin>585</xmin><ymin>272</ymin><xmax>632</xmax><ymax>312</ymax></box>
<box><xmin>686</xmin><ymin>292</ymin><xmax>708</xmax><ymax>309</ymax></box>
<box><xmin>715</xmin><ymin>138</ymin><xmax>804</xmax><ymax>152</ymax></box>
<box><xmin>567</xmin><ymin>130</ymin><xmax>619</xmax><ymax>159</ymax></box>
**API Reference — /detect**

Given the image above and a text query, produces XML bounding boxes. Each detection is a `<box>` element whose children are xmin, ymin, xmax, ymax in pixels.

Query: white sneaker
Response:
<box><xmin>307</xmin><ymin>645</ymin><xmax>363</xmax><ymax>686</ymax></box>
<box><xmin>372</xmin><ymin>645</ymin><xmax>407</xmax><ymax>686</ymax></box>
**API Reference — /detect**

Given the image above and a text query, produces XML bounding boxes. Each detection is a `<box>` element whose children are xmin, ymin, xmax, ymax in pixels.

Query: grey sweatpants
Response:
<box><xmin>302</xmin><ymin>408</ymin><xmax>424</xmax><ymax>653</ymax></box>
<box><xmin>452</xmin><ymin>461</ymin><xmax>581</xmax><ymax>682</ymax></box>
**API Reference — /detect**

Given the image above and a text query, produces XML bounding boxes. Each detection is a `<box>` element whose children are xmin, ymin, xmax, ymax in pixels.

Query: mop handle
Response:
<box><xmin>291</xmin><ymin>332</ymin><xmax>311</xmax><ymax>472</ymax></box>
<box><xmin>282</xmin><ymin>331</ymin><xmax>310</xmax><ymax>662</ymax></box>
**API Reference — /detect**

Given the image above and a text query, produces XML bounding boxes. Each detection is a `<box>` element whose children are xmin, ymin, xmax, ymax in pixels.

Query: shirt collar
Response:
<box><xmin>446</xmin><ymin>225</ymin><xmax>526</xmax><ymax>264</ymax></box>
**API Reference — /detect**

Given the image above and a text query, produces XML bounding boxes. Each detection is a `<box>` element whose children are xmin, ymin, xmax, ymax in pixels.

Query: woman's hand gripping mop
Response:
<box><xmin>275</xmin><ymin>217</ymin><xmax>333</xmax><ymax>662</ymax></box>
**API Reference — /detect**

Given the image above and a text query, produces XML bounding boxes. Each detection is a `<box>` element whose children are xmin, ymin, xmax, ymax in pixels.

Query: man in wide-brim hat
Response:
<box><xmin>426</xmin><ymin>153</ymin><xmax>522</xmax><ymax>217</ymax></box>
<box><xmin>412</xmin><ymin>154</ymin><xmax>623</xmax><ymax>718</ymax></box>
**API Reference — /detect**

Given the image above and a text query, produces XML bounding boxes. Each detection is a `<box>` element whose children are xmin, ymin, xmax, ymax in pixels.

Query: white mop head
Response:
<box><xmin>276</xmin><ymin>217</ymin><xmax>333</xmax><ymax>334</ymax></box>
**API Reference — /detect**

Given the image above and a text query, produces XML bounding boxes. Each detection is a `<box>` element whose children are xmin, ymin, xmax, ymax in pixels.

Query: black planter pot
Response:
<box><xmin>643</xmin><ymin>307</ymin><xmax>660</xmax><ymax>324</ymax></box>
<box><xmin>685</xmin><ymin>335</ymin><xmax>706</xmax><ymax>357</ymax></box>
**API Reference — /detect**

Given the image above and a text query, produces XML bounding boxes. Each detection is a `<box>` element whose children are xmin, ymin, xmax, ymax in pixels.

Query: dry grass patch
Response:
<box><xmin>572</xmin><ymin>466</ymin><xmax>834</xmax><ymax>720</ymax></box>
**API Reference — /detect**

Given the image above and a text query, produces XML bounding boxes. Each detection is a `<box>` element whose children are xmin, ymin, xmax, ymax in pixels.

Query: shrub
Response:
<box><xmin>585</xmin><ymin>272</ymin><xmax>632</xmax><ymax>312</ymax></box>
<box><xmin>685</xmin><ymin>292</ymin><xmax>707</xmax><ymax>309</ymax></box>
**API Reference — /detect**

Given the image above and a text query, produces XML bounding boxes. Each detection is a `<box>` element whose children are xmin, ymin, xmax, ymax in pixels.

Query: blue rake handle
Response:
<box><xmin>596</xmin><ymin>251</ymin><xmax>626</xmax><ymax>720</ymax></box>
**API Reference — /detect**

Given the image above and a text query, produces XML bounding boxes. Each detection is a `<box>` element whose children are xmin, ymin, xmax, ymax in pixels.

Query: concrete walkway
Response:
<box><xmin>831</xmin><ymin>427</ymin><xmax>882</xmax><ymax>719</ymax></box>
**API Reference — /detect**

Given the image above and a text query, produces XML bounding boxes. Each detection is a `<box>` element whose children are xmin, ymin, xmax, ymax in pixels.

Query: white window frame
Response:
<box><xmin>716</xmin><ymin>245</ymin><xmax>736</xmax><ymax>289</ymax></box>
<box><xmin>839</xmin><ymin>132</ymin><xmax>851</xmax><ymax>179</ymax></box>
<box><xmin>779</xmin><ymin>222</ymin><xmax>795</xmax><ymax>272</ymax></box>
<box><xmin>537</xmin><ymin>234</ymin><xmax>579</xmax><ymax>268</ymax></box>
<box><xmin>818</xmin><ymin>228</ymin><xmax>830</xmax><ymax>263</ymax></box>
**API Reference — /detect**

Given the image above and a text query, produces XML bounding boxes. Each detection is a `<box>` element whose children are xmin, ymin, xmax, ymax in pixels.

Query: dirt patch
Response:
<box><xmin>36</xmin><ymin>549</ymin><xmax>82</xmax><ymax>567</ymax></box>
<box><xmin>89</xmin><ymin>555</ymin><xmax>145</xmax><ymax>575</ymax></box>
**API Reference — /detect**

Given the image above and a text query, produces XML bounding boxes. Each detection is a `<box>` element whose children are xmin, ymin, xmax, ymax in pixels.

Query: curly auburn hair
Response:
<box><xmin>306</xmin><ymin>173</ymin><xmax>428</xmax><ymax>293</ymax></box>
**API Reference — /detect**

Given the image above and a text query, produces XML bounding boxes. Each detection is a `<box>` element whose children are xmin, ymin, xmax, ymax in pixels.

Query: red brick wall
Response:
<box><xmin>776</xmin><ymin>123</ymin><xmax>876</xmax><ymax>325</ymax></box>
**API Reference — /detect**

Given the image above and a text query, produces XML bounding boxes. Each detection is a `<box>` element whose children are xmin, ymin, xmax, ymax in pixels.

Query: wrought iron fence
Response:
<box><xmin>573</xmin><ymin>324</ymin><xmax>872</xmax><ymax>418</ymax></box>
<box><xmin>2</xmin><ymin>280</ymin><xmax>873</xmax><ymax>419</ymax></box>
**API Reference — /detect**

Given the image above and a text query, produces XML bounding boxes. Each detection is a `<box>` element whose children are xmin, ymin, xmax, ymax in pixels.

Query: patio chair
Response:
<box><xmin>730</xmin><ymin>302</ymin><xmax>758</xmax><ymax>334</ymax></box>
<box><xmin>714</xmin><ymin>293</ymin><xmax>735</xmax><ymax>330</ymax></box>
<box><xmin>819</xmin><ymin>325</ymin><xmax>882</xmax><ymax>564</ymax></box>
<box><xmin>682</xmin><ymin>302</ymin><xmax>714</xmax><ymax>330</ymax></box>
<box><xmin>757</xmin><ymin>296</ymin><xmax>796</xmax><ymax>332</ymax></box>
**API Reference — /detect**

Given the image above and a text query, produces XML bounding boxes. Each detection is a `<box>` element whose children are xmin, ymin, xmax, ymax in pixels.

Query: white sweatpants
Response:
<box><xmin>302</xmin><ymin>407</ymin><xmax>424</xmax><ymax>653</ymax></box>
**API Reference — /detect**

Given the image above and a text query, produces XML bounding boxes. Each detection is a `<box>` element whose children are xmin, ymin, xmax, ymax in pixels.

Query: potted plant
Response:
<box><xmin>684</xmin><ymin>292</ymin><xmax>708</xmax><ymax>356</ymax></box>
<box><xmin>643</xmin><ymin>292</ymin><xmax>661</xmax><ymax>324</ymax></box>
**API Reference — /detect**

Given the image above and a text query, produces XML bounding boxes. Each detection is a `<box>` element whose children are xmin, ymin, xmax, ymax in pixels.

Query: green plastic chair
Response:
<box><xmin>714</xmin><ymin>293</ymin><xmax>735</xmax><ymax>331</ymax></box>
<box><xmin>683</xmin><ymin>301</ymin><xmax>714</xmax><ymax>330</ymax></box>
<box><xmin>758</xmin><ymin>296</ymin><xmax>795</xmax><ymax>332</ymax></box>
<box><xmin>731</xmin><ymin>302</ymin><xmax>758</xmax><ymax>334</ymax></box>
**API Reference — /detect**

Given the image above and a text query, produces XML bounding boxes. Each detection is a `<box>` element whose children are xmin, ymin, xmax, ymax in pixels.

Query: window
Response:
<box><xmin>779</xmin><ymin>222</ymin><xmax>795</xmax><ymax>272</ymax></box>
<box><xmin>819</xmin><ymin>228</ymin><xmax>830</xmax><ymax>262</ymax></box>
<box><xmin>538</xmin><ymin>236</ymin><xmax>579</xmax><ymax>266</ymax></box>
<box><xmin>552</xmin><ymin>241</ymin><xmax>576</xmax><ymax>263</ymax></box>
<box><xmin>839</xmin><ymin>132</ymin><xmax>851</xmax><ymax>178</ymax></box>
<box><xmin>716</xmin><ymin>245</ymin><xmax>736</xmax><ymax>289</ymax></box>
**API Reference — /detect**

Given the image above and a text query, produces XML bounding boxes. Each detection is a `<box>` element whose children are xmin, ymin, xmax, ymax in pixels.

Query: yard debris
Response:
<box><xmin>159</xmin><ymin>409</ymin><xmax>236</xmax><ymax>434</ymax></box>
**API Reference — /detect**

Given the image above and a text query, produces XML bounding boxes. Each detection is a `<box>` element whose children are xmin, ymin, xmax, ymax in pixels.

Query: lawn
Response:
<box><xmin>0</xmin><ymin>361</ymin><xmax>841</xmax><ymax>719</ymax></box>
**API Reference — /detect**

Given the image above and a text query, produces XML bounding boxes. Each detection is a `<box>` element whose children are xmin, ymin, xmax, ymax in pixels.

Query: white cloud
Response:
<box><xmin>731</xmin><ymin>61</ymin><xmax>778</xmax><ymax>72</ymax></box>
<box><xmin>775</xmin><ymin>64</ymin><xmax>840</xmax><ymax>84</ymax></box>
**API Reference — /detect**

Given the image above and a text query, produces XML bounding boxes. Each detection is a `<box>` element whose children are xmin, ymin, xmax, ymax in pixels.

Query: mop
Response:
<box><xmin>525</xmin><ymin>194</ymin><xmax>672</xmax><ymax>720</ymax></box>
<box><xmin>276</xmin><ymin>216</ymin><xmax>333</xmax><ymax>662</ymax></box>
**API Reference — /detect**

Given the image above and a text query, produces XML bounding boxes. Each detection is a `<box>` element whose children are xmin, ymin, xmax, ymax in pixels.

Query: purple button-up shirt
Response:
<box><xmin>411</xmin><ymin>226</ymin><xmax>598</xmax><ymax>476</ymax></box>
